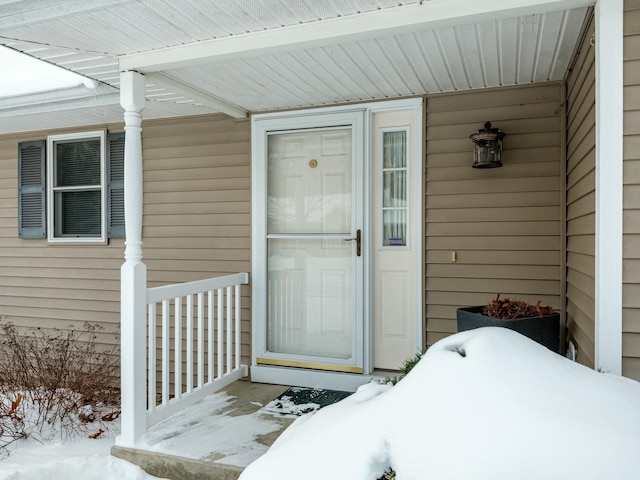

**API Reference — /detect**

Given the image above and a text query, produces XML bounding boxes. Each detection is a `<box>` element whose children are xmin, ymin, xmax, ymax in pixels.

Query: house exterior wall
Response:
<box><xmin>623</xmin><ymin>0</ymin><xmax>640</xmax><ymax>379</ymax></box>
<box><xmin>0</xmin><ymin>114</ymin><xmax>252</xmax><ymax>364</ymax></box>
<box><xmin>0</xmin><ymin>124</ymin><xmax>124</xmax><ymax>345</ymax></box>
<box><xmin>424</xmin><ymin>83</ymin><xmax>564</xmax><ymax>347</ymax></box>
<box><xmin>7</xmin><ymin>75</ymin><xmax>640</xmax><ymax>380</ymax></box>
<box><xmin>565</xmin><ymin>13</ymin><xmax>596</xmax><ymax>369</ymax></box>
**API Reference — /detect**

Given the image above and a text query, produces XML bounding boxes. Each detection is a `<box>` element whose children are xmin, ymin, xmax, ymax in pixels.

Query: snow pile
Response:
<box><xmin>241</xmin><ymin>327</ymin><xmax>640</xmax><ymax>480</ymax></box>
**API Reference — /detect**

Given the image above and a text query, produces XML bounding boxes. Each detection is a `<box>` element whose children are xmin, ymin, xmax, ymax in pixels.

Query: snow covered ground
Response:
<box><xmin>0</xmin><ymin>434</ymin><xmax>164</xmax><ymax>480</ymax></box>
<box><xmin>241</xmin><ymin>327</ymin><xmax>640</xmax><ymax>480</ymax></box>
<box><xmin>3</xmin><ymin>327</ymin><xmax>640</xmax><ymax>480</ymax></box>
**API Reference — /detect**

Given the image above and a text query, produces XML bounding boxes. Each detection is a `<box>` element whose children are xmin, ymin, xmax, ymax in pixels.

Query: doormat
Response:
<box><xmin>261</xmin><ymin>387</ymin><xmax>352</xmax><ymax>416</ymax></box>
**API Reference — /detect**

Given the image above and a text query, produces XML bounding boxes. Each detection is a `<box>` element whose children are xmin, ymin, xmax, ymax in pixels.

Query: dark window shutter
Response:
<box><xmin>107</xmin><ymin>133</ymin><xmax>125</xmax><ymax>238</ymax></box>
<box><xmin>18</xmin><ymin>141</ymin><xmax>46</xmax><ymax>239</ymax></box>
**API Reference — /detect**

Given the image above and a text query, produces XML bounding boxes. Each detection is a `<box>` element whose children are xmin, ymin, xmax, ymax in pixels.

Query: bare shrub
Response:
<box><xmin>0</xmin><ymin>321</ymin><xmax>120</xmax><ymax>458</ymax></box>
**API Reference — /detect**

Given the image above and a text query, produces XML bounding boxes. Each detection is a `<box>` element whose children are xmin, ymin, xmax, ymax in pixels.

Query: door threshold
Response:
<box><xmin>250</xmin><ymin>364</ymin><xmax>382</xmax><ymax>392</ymax></box>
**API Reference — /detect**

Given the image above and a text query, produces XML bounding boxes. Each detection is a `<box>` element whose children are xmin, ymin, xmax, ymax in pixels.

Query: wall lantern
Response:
<box><xmin>470</xmin><ymin>121</ymin><xmax>506</xmax><ymax>168</ymax></box>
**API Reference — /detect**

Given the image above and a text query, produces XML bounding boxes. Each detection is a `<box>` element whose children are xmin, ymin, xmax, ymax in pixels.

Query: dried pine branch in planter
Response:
<box><xmin>482</xmin><ymin>294</ymin><xmax>555</xmax><ymax>320</ymax></box>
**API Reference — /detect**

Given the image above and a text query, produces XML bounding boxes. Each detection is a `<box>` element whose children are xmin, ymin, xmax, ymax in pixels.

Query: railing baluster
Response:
<box><xmin>162</xmin><ymin>299</ymin><xmax>170</xmax><ymax>405</ymax></box>
<box><xmin>226</xmin><ymin>286</ymin><xmax>232</xmax><ymax>374</ymax></box>
<box><xmin>208</xmin><ymin>290</ymin><xmax>214</xmax><ymax>382</ymax></box>
<box><xmin>148</xmin><ymin>302</ymin><xmax>156</xmax><ymax>412</ymax></box>
<box><xmin>217</xmin><ymin>288</ymin><xmax>223</xmax><ymax>379</ymax></box>
<box><xmin>174</xmin><ymin>297</ymin><xmax>182</xmax><ymax>400</ymax></box>
<box><xmin>197</xmin><ymin>291</ymin><xmax>204</xmax><ymax>388</ymax></box>
<box><xmin>186</xmin><ymin>294</ymin><xmax>193</xmax><ymax>393</ymax></box>
<box><xmin>235</xmin><ymin>283</ymin><xmax>241</xmax><ymax>370</ymax></box>
<box><xmin>142</xmin><ymin>273</ymin><xmax>249</xmax><ymax>431</ymax></box>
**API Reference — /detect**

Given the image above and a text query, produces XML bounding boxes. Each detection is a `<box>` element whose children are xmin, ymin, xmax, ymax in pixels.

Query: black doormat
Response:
<box><xmin>262</xmin><ymin>387</ymin><xmax>352</xmax><ymax>416</ymax></box>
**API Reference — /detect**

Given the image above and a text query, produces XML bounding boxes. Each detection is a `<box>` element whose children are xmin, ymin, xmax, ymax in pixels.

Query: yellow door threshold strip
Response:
<box><xmin>256</xmin><ymin>358</ymin><xmax>363</xmax><ymax>374</ymax></box>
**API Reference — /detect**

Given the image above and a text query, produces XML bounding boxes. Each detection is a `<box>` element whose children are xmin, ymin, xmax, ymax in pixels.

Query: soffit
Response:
<box><xmin>0</xmin><ymin>0</ymin><xmax>592</xmax><ymax>132</ymax></box>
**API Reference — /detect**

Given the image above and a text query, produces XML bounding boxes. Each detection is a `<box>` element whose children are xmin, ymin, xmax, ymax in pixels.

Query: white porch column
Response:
<box><xmin>594</xmin><ymin>0</ymin><xmax>623</xmax><ymax>375</ymax></box>
<box><xmin>118</xmin><ymin>70</ymin><xmax>147</xmax><ymax>446</ymax></box>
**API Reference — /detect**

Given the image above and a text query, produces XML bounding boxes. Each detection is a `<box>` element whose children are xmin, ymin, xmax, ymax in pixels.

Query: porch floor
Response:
<box><xmin>112</xmin><ymin>381</ymin><xmax>296</xmax><ymax>480</ymax></box>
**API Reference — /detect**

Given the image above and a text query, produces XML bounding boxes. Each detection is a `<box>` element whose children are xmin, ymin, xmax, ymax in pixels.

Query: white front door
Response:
<box><xmin>252</xmin><ymin>101</ymin><xmax>422</xmax><ymax>387</ymax></box>
<box><xmin>253</xmin><ymin>111</ymin><xmax>365</xmax><ymax>373</ymax></box>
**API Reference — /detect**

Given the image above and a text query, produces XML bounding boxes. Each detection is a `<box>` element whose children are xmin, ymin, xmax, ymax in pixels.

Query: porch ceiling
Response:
<box><xmin>0</xmin><ymin>0</ymin><xmax>591</xmax><ymax>132</ymax></box>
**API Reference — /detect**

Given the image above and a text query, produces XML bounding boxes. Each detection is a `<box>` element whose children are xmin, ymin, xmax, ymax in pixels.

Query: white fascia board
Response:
<box><xmin>120</xmin><ymin>0</ymin><xmax>595</xmax><ymax>73</ymax></box>
<box><xmin>145</xmin><ymin>73</ymin><xmax>247</xmax><ymax>119</ymax></box>
<box><xmin>0</xmin><ymin>90</ymin><xmax>120</xmax><ymax>117</ymax></box>
<box><xmin>594</xmin><ymin>0</ymin><xmax>623</xmax><ymax>375</ymax></box>
<box><xmin>0</xmin><ymin>83</ymin><xmax>116</xmax><ymax>109</ymax></box>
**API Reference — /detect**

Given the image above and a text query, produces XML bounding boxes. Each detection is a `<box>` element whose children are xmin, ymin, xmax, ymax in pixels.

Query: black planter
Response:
<box><xmin>456</xmin><ymin>306</ymin><xmax>560</xmax><ymax>353</ymax></box>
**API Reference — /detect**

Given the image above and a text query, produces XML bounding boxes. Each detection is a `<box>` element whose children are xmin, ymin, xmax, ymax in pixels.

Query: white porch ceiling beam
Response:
<box><xmin>145</xmin><ymin>72</ymin><xmax>247</xmax><ymax>119</ymax></box>
<box><xmin>120</xmin><ymin>0</ymin><xmax>595</xmax><ymax>73</ymax></box>
<box><xmin>0</xmin><ymin>0</ymin><xmax>133</xmax><ymax>29</ymax></box>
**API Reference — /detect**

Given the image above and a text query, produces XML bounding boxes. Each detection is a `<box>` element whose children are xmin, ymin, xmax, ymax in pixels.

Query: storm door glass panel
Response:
<box><xmin>381</xmin><ymin>130</ymin><xmax>408</xmax><ymax>247</ymax></box>
<box><xmin>266</xmin><ymin>128</ymin><xmax>353</xmax><ymax>360</ymax></box>
<box><xmin>267</xmin><ymin>238</ymin><xmax>353</xmax><ymax>358</ymax></box>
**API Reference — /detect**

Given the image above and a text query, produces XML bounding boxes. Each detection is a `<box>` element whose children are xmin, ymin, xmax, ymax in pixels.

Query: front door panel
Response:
<box><xmin>372</xmin><ymin>110</ymin><xmax>417</xmax><ymax>370</ymax></box>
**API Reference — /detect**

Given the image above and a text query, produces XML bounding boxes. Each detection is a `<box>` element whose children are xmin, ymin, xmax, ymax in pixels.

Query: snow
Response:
<box><xmin>0</xmin><ymin>390</ymin><xmax>155</xmax><ymax>480</ymax></box>
<box><xmin>3</xmin><ymin>327</ymin><xmax>640</xmax><ymax>479</ymax></box>
<box><xmin>137</xmin><ymin>390</ymin><xmax>286</xmax><ymax>467</ymax></box>
<box><xmin>0</xmin><ymin>433</ymin><xmax>165</xmax><ymax>480</ymax></box>
<box><xmin>240</xmin><ymin>327</ymin><xmax>640</xmax><ymax>480</ymax></box>
<box><xmin>261</xmin><ymin>387</ymin><xmax>331</xmax><ymax>416</ymax></box>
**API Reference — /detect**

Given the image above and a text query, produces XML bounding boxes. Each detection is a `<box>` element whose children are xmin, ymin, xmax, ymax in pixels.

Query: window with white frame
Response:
<box><xmin>47</xmin><ymin>131</ymin><xmax>106</xmax><ymax>242</ymax></box>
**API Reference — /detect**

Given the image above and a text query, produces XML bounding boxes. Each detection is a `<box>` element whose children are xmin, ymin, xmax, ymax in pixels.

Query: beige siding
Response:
<box><xmin>0</xmin><ymin>125</ymin><xmax>124</xmax><ymax>345</ymax></box>
<box><xmin>425</xmin><ymin>83</ymin><xmax>563</xmax><ymax>346</ymax></box>
<box><xmin>624</xmin><ymin>0</ymin><xmax>640</xmax><ymax>380</ymax></box>
<box><xmin>142</xmin><ymin>115</ymin><xmax>252</xmax><ymax>365</ymax></box>
<box><xmin>0</xmin><ymin>114</ymin><xmax>252</xmax><ymax>365</ymax></box>
<box><xmin>565</xmin><ymin>14</ymin><xmax>596</xmax><ymax>369</ymax></box>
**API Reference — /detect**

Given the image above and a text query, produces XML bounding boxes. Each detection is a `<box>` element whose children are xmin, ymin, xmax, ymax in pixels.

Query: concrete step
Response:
<box><xmin>112</xmin><ymin>445</ymin><xmax>243</xmax><ymax>480</ymax></box>
<box><xmin>111</xmin><ymin>381</ymin><xmax>293</xmax><ymax>480</ymax></box>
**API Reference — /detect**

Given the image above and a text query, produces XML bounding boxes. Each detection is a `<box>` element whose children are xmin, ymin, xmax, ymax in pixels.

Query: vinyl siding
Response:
<box><xmin>565</xmin><ymin>14</ymin><xmax>596</xmax><ymax>369</ymax></box>
<box><xmin>425</xmin><ymin>83</ymin><xmax>563</xmax><ymax>347</ymax></box>
<box><xmin>0</xmin><ymin>125</ymin><xmax>124</xmax><ymax>347</ymax></box>
<box><xmin>0</xmin><ymin>114</ymin><xmax>252</xmax><ymax>365</ymax></box>
<box><xmin>623</xmin><ymin>0</ymin><xmax>640</xmax><ymax>380</ymax></box>
<box><xmin>142</xmin><ymin>115</ymin><xmax>252</xmax><ymax>367</ymax></box>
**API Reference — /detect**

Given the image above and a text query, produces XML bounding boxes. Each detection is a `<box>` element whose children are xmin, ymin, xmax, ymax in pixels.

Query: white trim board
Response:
<box><xmin>594</xmin><ymin>0</ymin><xmax>623</xmax><ymax>374</ymax></box>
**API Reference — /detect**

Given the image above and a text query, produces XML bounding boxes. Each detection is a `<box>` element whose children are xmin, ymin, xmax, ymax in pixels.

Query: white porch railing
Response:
<box><xmin>123</xmin><ymin>272</ymin><xmax>249</xmax><ymax>443</ymax></box>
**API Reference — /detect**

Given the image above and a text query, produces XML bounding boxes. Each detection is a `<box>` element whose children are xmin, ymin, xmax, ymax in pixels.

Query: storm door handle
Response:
<box><xmin>344</xmin><ymin>229</ymin><xmax>362</xmax><ymax>257</ymax></box>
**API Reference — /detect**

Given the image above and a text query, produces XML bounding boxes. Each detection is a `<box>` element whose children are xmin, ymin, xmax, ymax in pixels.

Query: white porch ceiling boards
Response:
<box><xmin>0</xmin><ymin>0</ymin><xmax>592</xmax><ymax>131</ymax></box>
<box><xmin>156</xmin><ymin>7</ymin><xmax>590</xmax><ymax>112</ymax></box>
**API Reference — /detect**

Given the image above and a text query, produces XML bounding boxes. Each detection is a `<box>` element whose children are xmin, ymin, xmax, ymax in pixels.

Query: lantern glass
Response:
<box><xmin>470</xmin><ymin>122</ymin><xmax>505</xmax><ymax>168</ymax></box>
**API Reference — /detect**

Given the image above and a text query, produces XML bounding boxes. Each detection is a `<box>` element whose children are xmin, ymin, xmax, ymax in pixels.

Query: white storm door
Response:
<box><xmin>254</xmin><ymin>112</ymin><xmax>364</xmax><ymax>373</ymax></box>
